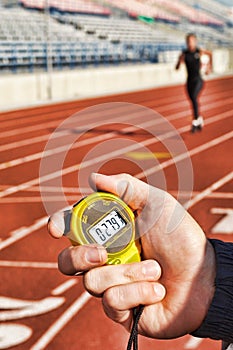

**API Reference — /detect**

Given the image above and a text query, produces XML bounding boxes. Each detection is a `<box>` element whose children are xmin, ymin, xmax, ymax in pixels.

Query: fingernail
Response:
<box><xmin>85</xmin><ymin>247</ymin><xmax>105</xmax><ymax>264</ymax></box>
<box><xmin>142</xmin><ymin>260</ymin><xmax>160</xmax><ymax>279</ymax></box>
<box><xmin>153</xmin><ymin>284</ymin><xmax>166</xmax><ymax>298</ymax></box>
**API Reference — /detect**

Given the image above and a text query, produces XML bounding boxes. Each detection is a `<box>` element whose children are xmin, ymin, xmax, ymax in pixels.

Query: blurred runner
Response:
<box><xmin>176</xmin><ymin>33</ymin><xmax>212</xmax><ymax>133</ymax></box>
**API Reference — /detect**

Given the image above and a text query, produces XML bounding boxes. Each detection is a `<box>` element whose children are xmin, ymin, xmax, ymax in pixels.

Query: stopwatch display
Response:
<box><xmin>67</xmin><ymin>192</ymin><xmax>141</xmax><ymax>265</ymax></box>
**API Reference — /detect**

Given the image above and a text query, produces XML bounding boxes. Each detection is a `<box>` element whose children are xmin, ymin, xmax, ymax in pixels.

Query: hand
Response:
<box><xmin>48</xmin><ymin>173</ymin><xmax>216</xmax><ymax>339</ymax></box>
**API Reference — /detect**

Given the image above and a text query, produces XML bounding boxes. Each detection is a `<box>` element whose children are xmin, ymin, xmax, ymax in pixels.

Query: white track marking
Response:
<box><xmin>1</xmin><ymin>92</ymin><xmax>232</xmax><ymax>154</ymax></box>
<box><xmin>0</xmin><ymin>260</ymin><xmax>58</xmax><ymax>269</ymax></box>
<box><xmin>0</xmin><ymin>297</ymin><xmax>65</xmax><ymax>321</ymax></box>
<box><xmin>0</xmin><ymin>131</ymin><xmax>232</xmax><ymax>251</ymax></box>
<box><xmin>0</xmin><ymin>196</ymin><xmax>81</xmax><ymax>203</ymax></box>
<box><xmin>0</xmin><ymin>102</ymin><xmax>142</xmax><ymax>139</ymax></box>
<box><xmin>137</xmin><ymin>130</ymin><xmax>233</xmax><ymax>179</ymax></box>
<box><xmin>169</xmin><ymin>191</ymin><xmax>233</xmax><ymax>199</ymax></box>
<box><xmin>0</xmin><ymin>130</ymin><xmax>232</xmax><ymax>250</ymax></box>
<box><xmin>0</xmin><ymin>89</ymin><xmax>184</xmax><ymax>130</ymax></box>
<box><xmin>185</xmin><ymin>171</ymin><xmax>233</xmax><ymax>209</ymax></box>
<box><xmin>0</xmin><ymin>130</ymin><xmax>68</xmax><ymax>153</ymax></box>
<box><xmin>0</xmin><ymin>204</ymin><xmax>71</xmax><ymax>251</ymax></box>
<box><xmin>30</xmin><ymin>292</ymin><xmax>92</xmax><ymax>350</ymax></box>
<box><xmin>51</xmin><ymin>279</ymin><xmax>78</xmax><ymax>296</ymax></box>
<box><xmin>0</xmin><ymin>217</ymin><xmax>48</xmax><ymax>251</ymax></box>
<box><xmin>0</xmin><ymin>110</ymin><xmax>232</xmax><ymax>200</ymax></box>
<box><xmin>184</xmin><ymin>336</ymin><xmax>203</xmax><ymax>349</ymax></box>
<box><xmin>0</xmin><ymin>324</ymin><xmax>32</xmax><ymax>349</ymax></box>
<box><xmin>211</xmin><ymin>208</ymin><xmax>233</xmax><ymax>234</ymax></box>
<box><xmin>1</xmin><ymin>191</ymin><xmax>233</xmax><ymax>204</ymax></box>
<box><xmin>0</xmin><ymin>185</ymin><xmax>90</xmax><ymax>193</ymax></box>
<box><xmin>0</xmin><ymin>83</ymin><xmax>227</xmax><ymax>130</ymax></box>
<box><xmin>0</xmin><ymin>111</ymin><xmax>181</xmax><ymax>170</ymax></box>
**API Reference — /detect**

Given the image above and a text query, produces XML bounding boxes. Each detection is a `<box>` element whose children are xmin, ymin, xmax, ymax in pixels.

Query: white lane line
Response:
<box><xmin>0</xmin><ymin>204</ymin><xmax>71</xmax><ymax>251</ymax></box>
<box><xmin>0</xmin><ymin>130</ymin><xmax>232</xmax><ymax>251</ymax></box>
<box><xmin>0</xmin><ymin>83</ymin><xmax>227</xmax><ymax>130</ymax></box>
<box><xmin>137</xmin><ymin>130</ymin><xmax>233</xmax><ymax>179</ymax></box>
<box><xmin>0</xmin><ymin>130</ymin><xmax>68</xmax><ymax>153</ymax></box>
<box><xmin>0</xmin><ymin>109</ymin><xmax>232</xmax><ymax>200</ymax></box>
<box><xmin>30</xmin><ymin>291</ymin><xmax>92</xmax><ymax>350</ymax></box>
<box><xmin>0</xmin><ymin>104</ymin><xmax>193</xmax><ymax>170</ymax></box>
<box><xmin>0</xmin><ymin>217</ymin><xmax>48</xmax><ymax>251</ymax></box>
<box><xmin>0</xmin><ymin>196</ymin><xmax>81</xmax><ymax>203</ymax></box>
<box><xmin>211</xmin><ymin>208</ymin><xmax>233</xmax><ymax>234</ymax></box>
<box><xmin>0</xmin><ymin>105</ymin><xmax>169</xmax><ymax>169</ymax></box>
<box><xmin>169</xmin><ymin>191</ymin><xmax>233</xmax><ymax>199</ymax></box>
<box><xmin>0</xmin><ymin>185</ymin><xmax>90</xmax><ymax>193</ymax></box>
<box><xmin>51</xmin><ymin>279</ymin><xmax>78</xmax><ymax>296</ymax></box>
<box><xmin>2</xmin><ymin>190</ymin><xmax>232</xmax><ymax>204</ymax></box>
<box><xmin>186</xmin><ymin>171</ymin><xmax>233</xmax><ymax>209</ymax></box>
<box><xmin>1</xmin><ymin>92</ymin><xmax>232</xmax><ymax>154</ymax></box>
<box><xmin>211</xmin><ymin>207</ymin><xmax>233</xmax><ymax>214</ymax></box>
<box><xmin>184</xmin><ymin>336</ymin><xmax>203</xmax><ymax>349</ymax></box>
<box><xmin>0</xmin><ymin>260</ymin><xmax>57</xmax><ymax>269</ymax></box>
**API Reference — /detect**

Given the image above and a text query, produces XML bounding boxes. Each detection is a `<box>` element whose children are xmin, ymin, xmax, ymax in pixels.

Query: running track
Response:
<box><xmin>0</xmin><ymin>76</ymin><xmax>232</xmax><ymax>350</ymax></box>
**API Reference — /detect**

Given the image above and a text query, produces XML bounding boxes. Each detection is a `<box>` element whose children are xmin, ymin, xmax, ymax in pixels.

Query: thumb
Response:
<box><xmin>89</xmin><ymin>173</ymin><xmax>150</xmax><ymax>211</ymax></box>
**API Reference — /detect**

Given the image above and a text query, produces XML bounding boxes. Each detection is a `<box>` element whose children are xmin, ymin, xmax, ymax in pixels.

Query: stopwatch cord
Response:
<box><xmin>126</xmin><ymin>305</ymin><xmax>145</xmax><ymax>350</ymax></box>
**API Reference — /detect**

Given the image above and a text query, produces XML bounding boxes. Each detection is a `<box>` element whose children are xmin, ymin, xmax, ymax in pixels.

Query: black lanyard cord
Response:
<box><xmin>126</xmin><ymin>305</ymin><xmax>145</xmax><ymax>350</ymax></box>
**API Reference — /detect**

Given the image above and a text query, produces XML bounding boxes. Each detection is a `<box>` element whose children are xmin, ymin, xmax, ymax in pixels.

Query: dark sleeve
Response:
<box><xmin>191</xmin><ymin>239</ymin><xmax>233</xmax><ymax>343</ymax></box>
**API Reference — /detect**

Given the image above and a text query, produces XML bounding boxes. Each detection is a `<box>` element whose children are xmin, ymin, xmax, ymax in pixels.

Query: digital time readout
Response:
<box><xmin>89</xmin><ymin>210</ymin><xmax>126</xmax><ymax>245</ymax></box>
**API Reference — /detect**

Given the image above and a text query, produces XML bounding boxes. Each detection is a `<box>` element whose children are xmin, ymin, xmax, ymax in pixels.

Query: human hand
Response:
<box><xmin>48</xmin><ymin>173</ymin><xmax>216</xmax><ymax>339</ymax></box>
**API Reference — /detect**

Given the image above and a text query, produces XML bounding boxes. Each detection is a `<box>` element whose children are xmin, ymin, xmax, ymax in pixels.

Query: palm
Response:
<box><xmin>135</xmin><ymin>192</ymin><xmax>214</xmax><ymax>338</ymax></box>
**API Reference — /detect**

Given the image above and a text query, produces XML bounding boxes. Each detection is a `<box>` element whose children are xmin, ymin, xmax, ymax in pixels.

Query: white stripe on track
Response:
<box><xmin>137</xmin><ymin>129</ymin><xmax>233</xmax><ymax>179</ymax></box>
<box><xmin>0</xmin><ymin>196</ymin><xmax>81</xmax><ymax>203</ymax></box>
<box><xmin>0</xmin><ymin>110</ymin><xmax>232</xmax><ymax>199</ymax></box>
<box><xmin>184</xmin><ymin>337</ymin><xmax>203</xmax><ymax>349</ymax></box>
<box><xmin>169</xmin><ymin>191</ymin><xmax>233</xmax><ymax>199</ymax></box>
<box><xmin>0</xmin><ymin>260</ymin><xmax>58</xmax><ymax>269</ymax></box>
<box><xmin>1</xmin><ymin>92</ymin><xmax>232</xmax><ymax>153</ymax></box>
<box><xmin>51</xmin><ymin>280</ymin><xmax>78</xmax><ymax>296</ymax></box>
<box><xmin>0</xmin><ymin>217</ymin><xmax>48</xmax><ymax>251</ymax></box>
<box><xmin>30</xmin><ymin>292</ymin><xmax>92</xmax><ymax>350</ymax></box>
<box><xmin>0</xmin><ymin>129</ymin><xmax>232</xmax><ymax>250</ymax></box>
<box><xmin>2</xmin><ymin>190</ymin><xmax>233</xmax><ymax>204</ymax></box>
<box><xmin>0</xmin><ymin>81</ymin><xmax>227</xmax><ymax>129</ymax></box>
<box><xmin>185</xmin><ymin>171</ymin><xmax>233</xmax><ymax>209</ymax></box>
<box><xmin>1</xmin><ymin>88</ymin><xmax>232</xmax><ymax>140</ymax></box>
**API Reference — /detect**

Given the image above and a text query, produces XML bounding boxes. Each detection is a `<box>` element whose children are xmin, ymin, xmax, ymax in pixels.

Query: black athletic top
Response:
<box><xmin>183</xmin><ymin>48</ymin><xmax>201</xmax><ymax>81</ymax></box>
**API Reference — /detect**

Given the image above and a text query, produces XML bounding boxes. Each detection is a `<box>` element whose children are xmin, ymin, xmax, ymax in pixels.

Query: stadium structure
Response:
<box><xmin>0</xmin><ymin>0</ymin><xmax>232</xmax><ymax>73</ymax></box>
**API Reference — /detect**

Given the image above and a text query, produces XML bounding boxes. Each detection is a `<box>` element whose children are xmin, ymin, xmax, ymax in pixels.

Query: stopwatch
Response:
<box><xmin>66</xmin><ymin>192</ymin><xmax>141</xmax><ymax>265</ymax></box>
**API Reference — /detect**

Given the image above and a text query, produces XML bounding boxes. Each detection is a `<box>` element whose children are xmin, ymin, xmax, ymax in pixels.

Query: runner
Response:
<box><xmin>176</xmin><ymin>33</ymin><xmax>212</xmax><ymax>133</ymax></box>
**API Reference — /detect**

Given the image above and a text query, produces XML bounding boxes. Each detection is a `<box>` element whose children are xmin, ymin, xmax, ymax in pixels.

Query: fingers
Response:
<box><xmin>48</xmin><ymin>209</ymin><xmax>72</xmax><ymax>238</ymax></box>
<box><xmin>58</xmin><ymin>245</ymin><xmax>108</xmax><ymax>275</ymax></box>
<box><xmin>89</xmin><ymin>173</ymin><xmax>150</xmax><ymax>211</ymax></box>
<box><xmin>84</xmin><ymin>260</ymin><xmax>162</xmax><ymax>296</ymax></box>
<box><xmin>102</xmin><ymin>281</ymin><xmax>166</xmax><ymax>327</ymax></box>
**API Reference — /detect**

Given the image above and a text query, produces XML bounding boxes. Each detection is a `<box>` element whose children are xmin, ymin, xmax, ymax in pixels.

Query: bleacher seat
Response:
<box><xmin>0</xmin><ymin>1</ymin><xmax>232</xmax><ymax>73</ymax></box>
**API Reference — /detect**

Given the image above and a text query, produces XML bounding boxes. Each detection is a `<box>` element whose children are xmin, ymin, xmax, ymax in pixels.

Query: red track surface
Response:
<box><xmin>0</xmin><ymin>76</ymin><xmax>232</xmax><ymax>350</ymax></box>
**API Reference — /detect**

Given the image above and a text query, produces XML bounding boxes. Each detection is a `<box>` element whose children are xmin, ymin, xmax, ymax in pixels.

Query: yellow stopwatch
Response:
<box><xmin>67</xmin><ymin>192</ymin><xmax>141</xmax><ymax>265</ymax></box>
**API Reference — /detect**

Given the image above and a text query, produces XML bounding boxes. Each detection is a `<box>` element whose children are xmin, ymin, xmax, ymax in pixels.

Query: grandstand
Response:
<box><xmin>0</xmin><ymin>0</ymin><xmax>232</xmax><ymax>73</ymax></box>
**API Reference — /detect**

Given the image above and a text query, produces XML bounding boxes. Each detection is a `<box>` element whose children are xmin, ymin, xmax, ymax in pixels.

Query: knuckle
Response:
<box><xmin>104</xmin><ymin>287</ymin><xmax>122</xmax><ymax>309</ymax></box>
<box><xmin>83</xmin><ymin>269</ymin><xmax>103</xmax><ymax>296</ymax></box>
<box><xmin>124</xmin><ymin>264</ymin><xmax>140</xmax><ymax>282</ymax></box>
<box><xmin>137</xmin><ymin>282</ymin><xmax>152</xmax><ymax>300</ymax></box>
<box><xmin>83</xmin><ymin>269</ymin><xmax>97</xmax><ymax>294</ymax></box>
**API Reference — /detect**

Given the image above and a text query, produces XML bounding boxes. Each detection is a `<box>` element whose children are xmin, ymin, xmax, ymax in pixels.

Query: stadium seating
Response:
<box><xmin>0</xmin><ymin>1</ymin><xmax>232</xmax><ymax>73</ymax></box>
<box><xmin>147</xmin><ymin>0</ymin><xmax>223</xmax><ymax>26</ymax></box>
<box><xmin>103</xmin><ymin>0</ymin><xmax>180</xmax><ymax>23</ymax></box>
<box><xmin>20</xmin><ymin>0</ymin><xmax>111</xmax><ymax>15</ymax></box>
